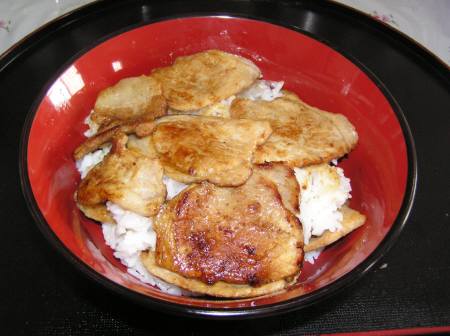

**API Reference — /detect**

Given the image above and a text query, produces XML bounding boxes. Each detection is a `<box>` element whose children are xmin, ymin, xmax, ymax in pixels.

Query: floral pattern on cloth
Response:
<box><xmin>336</xmin><ymin>0</ymin><xmax>450</xmax><ymax>66</ymax></box>
<box><xmin>0</xmin><ymin>0</ymin><xmax>95</xmax><ymax>55</ymax></box>
<box><xmin>371</xmin><ymin>11</ymin><xmax>398</xmax><ymax>27</ymax></box>
<box><xmin>0</xmin><ymin>19</ymin><xmax>11</xmax><ymax>32</ymax></box>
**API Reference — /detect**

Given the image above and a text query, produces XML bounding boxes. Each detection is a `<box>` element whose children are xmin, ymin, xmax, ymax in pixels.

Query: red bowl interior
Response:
<box><xmin>26</xmin><ymin>17</ymin><xmax>408</xmax><ymax>310</ymax></box>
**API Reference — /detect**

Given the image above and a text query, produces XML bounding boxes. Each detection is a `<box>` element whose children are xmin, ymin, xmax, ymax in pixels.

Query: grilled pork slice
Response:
<box><xmin>76</xmin><ymin>134</ymin><xmax>166</xmax><ymax>221</ymax></box>
<box><xmin>141</xmin><ymin>250</ymin><xmax>297</xmax><ymax>298</ymax></box>
<box><xmin>152</xmin><ymin>115</ymin><xmax>272</xmax><ymax>186</ymax></box>
<box><xmin>73</xmin><ymin>96</ymin><xmax>165</xmax><ymax>161</ymax></box>
<box><xmin>230</xmin><ymin>91</ymin><xmax>358</xmax><ymax>167</ymax></box>
<box><xmin>253</xmin><ymin>163</ymin><xmax>300</xmax><ymax>215</ymax></box>
<box><xmin>91</xmin><ymin>75</ymin><xmax>166</xmax><ymax>131</ymax></box>
<box><xmin>152</xmin><ymin>49</ymin><xmax>260</xmax><ymax>111</ymax></box>
<box><xmin>126</xmin><ymin>134</ymin><xmax>158</xmax><ymax>159</ymax></box>
<box><xmin>141</xmin><ymin>169</ymin><xmax>303</xmax><ymax>298</ymax></box>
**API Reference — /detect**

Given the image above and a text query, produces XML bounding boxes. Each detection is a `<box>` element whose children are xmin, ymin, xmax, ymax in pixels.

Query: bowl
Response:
<box><xmin>20</xmin><ymin>16</ymin><xmax>415</xmax><ymax>318</ymax></box>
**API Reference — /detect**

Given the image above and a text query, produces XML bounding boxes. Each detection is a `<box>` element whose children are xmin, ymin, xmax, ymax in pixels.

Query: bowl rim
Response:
<box><xmin>18</xmin><ymin>14</ymin><xmax>418</xmax><ymax>319</ymax></box>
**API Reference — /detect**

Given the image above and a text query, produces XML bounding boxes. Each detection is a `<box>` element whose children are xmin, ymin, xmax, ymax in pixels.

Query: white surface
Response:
<box><xmin>335</xmin><ymin>0</ymin><xmax>450</xmax><ymax>65</ymax></box>
<box><xmin>1</xmin><ymin>0</ymin><xmax>448</xmax><ymax>65</ymax></box>
<box><xmin>0</xmin><ymin>0</ymin><xmax>94</xmax><ymax>54</ymax></box>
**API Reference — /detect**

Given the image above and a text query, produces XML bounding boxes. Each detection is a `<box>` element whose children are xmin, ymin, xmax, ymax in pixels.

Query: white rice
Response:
<box><xmin>304</xmin><ymin>248</ymin><xmax>324</xmax><ymax>264</ymax></box>
<box><xmin>102</xmin><ymin>202</ymin><xmax>183</xmax><ymax>296</ymax></box>
<box><xmin>238</xmin><ymin>80</ymin><xmax>284</xmax><ymax>101</ymax></box>
<box><xmin>75</xmin><ymin>145</ymin><xmax>111</xmax><ymax>178</ymax></box>
<box><xmin>294</xmin><ymin>164</ymin><xmax>352</xmax><ymax>245</ymax></box>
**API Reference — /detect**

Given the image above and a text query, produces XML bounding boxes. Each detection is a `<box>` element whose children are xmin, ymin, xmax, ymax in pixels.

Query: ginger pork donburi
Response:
<box><xmin>74</xmin><ymin>49</ymin><xmax>366</xmax><ymax>298</ymax></box>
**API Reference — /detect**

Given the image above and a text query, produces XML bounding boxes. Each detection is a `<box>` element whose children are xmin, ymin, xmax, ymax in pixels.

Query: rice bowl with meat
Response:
<box><xmin>73</xmin><ymin>50</ymin><xmax>365</xmax><ymax>297</ymax></box>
